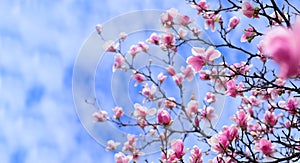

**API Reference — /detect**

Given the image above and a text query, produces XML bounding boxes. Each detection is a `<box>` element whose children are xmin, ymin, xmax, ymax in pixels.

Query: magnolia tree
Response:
<box><xmin>91</xmin><ymin>0</ymin><xmax>300</xmax><ymax>162</ymax></box>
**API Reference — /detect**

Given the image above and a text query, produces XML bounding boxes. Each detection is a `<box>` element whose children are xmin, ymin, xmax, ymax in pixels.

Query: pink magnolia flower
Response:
<box><xmin>177</xmin><ymin>14</ymin><xmax>193</xmax><ymax>26</ymax></box>
<box><xmin>123</xmin><ymin>134</ymin><xmax>136</xmax><ymax>152</ymax></box>
<box><xmin>262</xmin><ymin>23</ymin><xmax>300</xmax><ymax>79</ymax></box>
<box><xmin>200</xmin><ymin>106</ymin><xmax>217</xmax><ymax>121</ymax></box>
<box><xmin>199</xmin><ymin>70</ymin><xmax>211</xmax><ymax>80</ymax></box>
<box><xmin>187</xmin><ymin>46</ymin><xmax>221</xmax><ymax>72</ymax></box>
<box><xmin>106</xmin><ymin>140</ymin><xmax>120</xmax><ymax>151</ymax></box>
<box><xmin>147</xmin><ymin>32</ymin><xmax>160</xmax><ymax>45</ymax></box>
<box><xmin>119</xmin><ymin>32</ymin><xmax>128</xmax><ymax>41</ymax></box>
<box><xmin>189</xmin><ymin>145</ymin><xmax>203</xmax><ymax>163</ymax></box>
<box><xmin>240</xmin><ymin>27</ymin><xmax>255</xmax><ymax>42</ymax></box>
<box><xmin>229</xmin><ymin>62</ymin><xmax>251</xmax><ymax>75</ymax></box>
<box><xmin>208</xmin><ymin>134</ymin><xmax>229</xmax><ymax>154</ymax></box>
<box><xmin>92</xmin><ymin>110</ymin><xmax>108</xmax><ymax>122</ymax></box>
<box><xmin>172</xmin><ymin>139</ymin><xmax>185</xmax><ymax>159</ymax></box>
<box><xmin>181</xmin><ymin>65</ymin><xmax>194</xmax><ymax>81</ymax></box>
<box><xmin>221</xmin><ymin>125</ymin><xmax>239</xmax><ymax>142</ymax></box>
<box><xmin>173</xmin><ymin>73</ymin><xmax>184</xmax><ymax>86</ymax></box>
<box><xmin>128</xmin><ymin>45</ymin><xmax>141</xmax><ymax>58</ymax></box>
<box><xmin>203</xmin><ymin>12</ymin><xmax>216</xmax><ymax>32</ymax></box>
<box><xmin>114</xmin><ymin>152</ymin><xmax>131</xmax><ymax>163</ymax></box>
<box><xmin>131</xmin><ymin>149</ymin><xmax>144</xmax><ymax>162</ymax></box>
<box><xmin>228</xmin><ymin>16</ymin><xmax>240</xmax><ymax>30</ymax></box>
<box><xmin>95</xmin><ymin>24</ymin><xmax>103</xmax><ymax>35</ymax></box>
<box><xmin>133</xmin><ymin>103</ymin><xmax>156</xmax><ymax>119</ymax></box>
<box><xmin>191</xmin><ymin>0</ymin><xmax>209</xmax><ymax>13</ymax></box>
<box><xmin>161</xmin><ymin>33</ymin><xmax>175</xmax><ymax>48</ymax></box>
<box><xmin>157</xmin><ymin>72</ymin><xmax>167</xmax><ymax>84</ymax></box>
<box><xmin>141</xmin><ymin>83</ymin><xmax>156</xmax><ymax>101</ymax></box>
<box><xmin>113</xmin><ymin>106</ymin><xmax>124</xmax><ymax>120</ymax></box>
<box><xmin>166</xmin><ymin>65</ymin><xmax>176</xmax><ymax>76</ymax></box>
<box><xmin>187</xmin><ymin>100</ymin><xmax>199</xmax><ymax>117</ymax></box>
<box><xmin>132</xmin><ymin>73</ymin><xmax>145</xmax><ymax>86</ymax></box>
<box><xmin>178</xmin><ymin>28</ymin><xmax>188</xmax><ymax>39</ymax></box>
<box><xmin>254</xmin><ymin>138</ymin><xmax>275</xmax><ymax>155</ymax></box>
<box><xmin>161</xmin><ymin>8</ymin><xmax>178</xmax><ymax>28</ymax></box>
<box><xmin>241</xmin><ymin>1</ymin><xmax>254</xmax><ymax>18</ymax></box>
<box><xmin>103</xmin><ymin>40</ymin><xmax>119</xmax><ymax>52</ymax></box>
<box><xmin>157</xmin><ymin>108</ymin><xmax>172</xmax><ymax>126</ymax></box>
<box><xmin>286</xmin><ymin>97</ymin><xmax>299</xmax><ymax>114</ymax></box>
<box><xmin>164</xmin><ymin>98</ymin><xmax>177</xmax><ymax>110</ymax></box>
<box><xmin>232</xmin><ymin>111</ymin><xmax>251</xmax><ymax>129</ymax></box>
<box><xmin>161</xmin><ymin>150</ymin><xmax>179</xmax><ymax>163</ymax></box>
<box><xmin>191</xmin><ymin>27</ymin><xmax>202</xmax><ymax>37</ymax></box>
<box><xmin>113</xmin><ymin>53</ymin><xmax>125</xmax><ymax>72</ymax></box>
<box><xmin>264</xmin><ymin>111</ymin><xmax>278</xmax><ymax>127</ymax></box>
<box><xmin>138</xmin><ymin>42</ymin><xmax>149</xmax><ymax>52</ymax></box>
<box><xmin>225</xmin><ymin>80</ymin><xmax>244</xmax><ymax>97</ymax></box>
<box><xmin>205</xmin><ymin>92</ymin><xmax>216</xmax><ymax>103</ymax></box>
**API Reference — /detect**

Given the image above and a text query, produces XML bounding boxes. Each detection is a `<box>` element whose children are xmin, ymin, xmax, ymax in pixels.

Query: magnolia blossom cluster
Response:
<box><xmin>91</xmin><ymin>1</ymin><xmax>300</xmax><ymax>162</ymax></box>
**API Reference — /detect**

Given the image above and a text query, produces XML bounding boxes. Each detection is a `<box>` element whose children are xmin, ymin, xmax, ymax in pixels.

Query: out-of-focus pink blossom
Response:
<box><xmin>114</xmin><ymin>152</ymin><xmax>131</xmax><ymax>163</ymax></box>
<box><xmin>240</xmin><ymin>27</ymin><xmax>255</xmax><ymax>42</ymax></box>
<box><xmin>166</xmin><ymin>65</ymin><xmax>176</xmax><ymax>76</ymax></box>
<box><xmin>225</xmin><ymin>80</ymin><xmax>244</xmax><ymax>97</ymax></box>
<box><xmin>254</xmin><ymin>138</ymin><xmax>275</xmax><ymax>155</ymax></box>
<box><xmin>161</xmin><ymin>150</ymin><xmax>178</xmax><ymax>163</ymax></box>
<box><xmin>132</xmin><ymin>73</ymin><xmax>145</xmax><ymax>86</ymax></box>
<box><xmin>228</xmin><ymin>16</ymin><xmax>240</xmax><ymax>30</ymax></box>
<box><xmin>157</xmin><ymin>108</ymin><xmax>172</xmax><ymax>126</ymax></box>
<box><xmin>106</xmin><ymin>140</ymin><xmax>120</xmax><ymax>151</ymax></box>
<box><xmin>189</xmin><ymin>145</ymin><xmax>203</xmax><ymax>163</ymax></box>
<box><xmin>113</xmin><ymin>106</ymin><xmax>124</xmax><ymax>120</ymax></box>
<box><xmin>172</xmin><ymin>139</ymin><xmax>185</xmax><ymax>159</ymax></box>
<box><xmin>92</xmin><ymin>110</ymin><xmax>108</xmax><ymax>122</ymax></box>
<box><xmin>187</xmin><ymin>46</ymin><xmax>221</xmax><ymax>72</ymax></box>
<box><xmin>262</xmin><ymin>23</ymin><xmax>300</xmax><ymax>79</ymax></box>
<box><xmin>187</xmin><ymin>100</ymin><xmax>199</xmax><ymax>117</ymax></box>
<box><xmin>241</xmin><ymin>1</ymin><xmax>254</xmax><ymax>18</ymax></box>
<box><xmin>133</xmin><ymin>103</ymin><xmax>156</xmax><ymax>119</ymax></box>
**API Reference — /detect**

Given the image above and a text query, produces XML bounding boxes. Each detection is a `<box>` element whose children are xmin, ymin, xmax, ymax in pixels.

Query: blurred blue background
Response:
<box><xmin>0</xmin><ymin>0</ymin><xmax>199</xmax><ymax>162</ymax></box>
